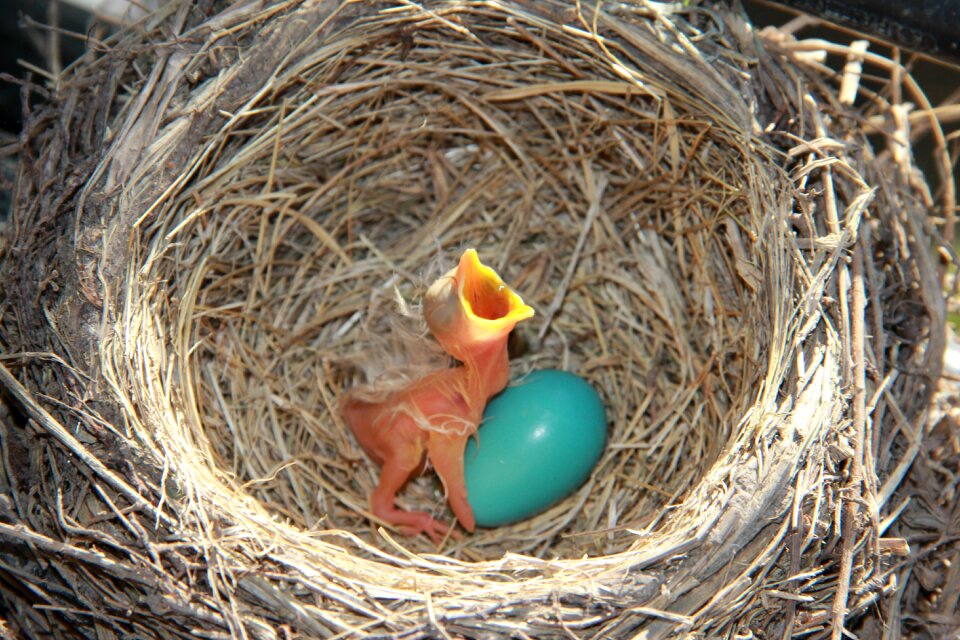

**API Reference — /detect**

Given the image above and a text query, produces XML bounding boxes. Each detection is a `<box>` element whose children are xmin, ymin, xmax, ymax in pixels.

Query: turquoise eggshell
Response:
<box><xmin>464</xmin><ymin>369</ymin><xmax>606</xmax><ymax>527</ymax></box>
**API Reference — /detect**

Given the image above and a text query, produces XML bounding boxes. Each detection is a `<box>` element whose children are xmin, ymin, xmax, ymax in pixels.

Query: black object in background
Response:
<box><xmin>0</xmin><ymin>0</ymin><xmax>88</xmax><ymax>135</ymax></box>
<box><xmin>764</xmin><ymin>0</ymin><xmax>960</xmax><ymax>61</ymax></box>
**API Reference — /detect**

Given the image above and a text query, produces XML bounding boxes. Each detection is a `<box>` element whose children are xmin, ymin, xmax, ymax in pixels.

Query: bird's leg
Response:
<box><xmin>426</xmin><ymin>430</ymin><xmax>475</xmax><ymax>532</ymax></box>
<box><xmin>370</xmin><ymin>448</ymin><xmax>451</xmax><ymax>544</ymax></box>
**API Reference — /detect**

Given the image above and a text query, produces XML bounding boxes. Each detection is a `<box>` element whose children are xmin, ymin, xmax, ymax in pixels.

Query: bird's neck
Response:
<box><xmin>460</xmin><ymin>337</ymin><xmax>510</xmax><ymax>406</ymax></box>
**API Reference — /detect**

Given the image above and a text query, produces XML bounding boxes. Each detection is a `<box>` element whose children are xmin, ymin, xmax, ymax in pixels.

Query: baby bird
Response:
<box><xmin>340</xmin><ymin>249</ymin><xmax>534</xmax><ymax>542</ymax></box>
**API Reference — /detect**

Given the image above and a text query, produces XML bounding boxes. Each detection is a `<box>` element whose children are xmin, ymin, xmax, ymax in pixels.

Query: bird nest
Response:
<box><xmin>0</xmin><ymin>1</ymin><xmax>952</xmax><ymax>637</ymax></box>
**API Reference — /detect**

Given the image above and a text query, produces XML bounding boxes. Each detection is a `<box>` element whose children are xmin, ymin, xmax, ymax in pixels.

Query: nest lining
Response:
<box><xmin>134</xmin><ymin>15</ymin><xmax>772</xmax><ymax>559</ymax></box>
<box><xmin>0</xmin><ymin>0</ymin><xmax>952</xmax><ymax>637</ymax></box>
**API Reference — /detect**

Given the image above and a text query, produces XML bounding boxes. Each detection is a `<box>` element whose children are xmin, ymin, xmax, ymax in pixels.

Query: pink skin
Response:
<box><xmin>340</xmin><ymin>250</ymin><xmax>533</xmax><ymax>541</ymax></box>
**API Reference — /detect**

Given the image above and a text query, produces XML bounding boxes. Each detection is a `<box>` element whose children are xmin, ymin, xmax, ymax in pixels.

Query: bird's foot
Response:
<box><xmin>381</xmin><ymin>509</ymin><xmax>457</xmax><ymax>545</ymax></box>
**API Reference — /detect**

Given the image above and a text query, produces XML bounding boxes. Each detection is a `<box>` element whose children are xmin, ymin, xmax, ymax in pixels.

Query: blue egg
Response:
<box><xmin>464</xmin><ymin>369</ymin><xmax>606</xmax><ymax>527</ymax></box>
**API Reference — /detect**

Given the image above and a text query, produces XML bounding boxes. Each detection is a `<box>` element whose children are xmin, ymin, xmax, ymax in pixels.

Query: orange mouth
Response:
<box><xmin>456</xmin><ymin>249</ymin><xmax>534</xmax><ymax>339</ymax></box>
<box><xmin>424</xmin><ymin>249</ymin><xmax>534</xmax><ymax>346</ymax></box>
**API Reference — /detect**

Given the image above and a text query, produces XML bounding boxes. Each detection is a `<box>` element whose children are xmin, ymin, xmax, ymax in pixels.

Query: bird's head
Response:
<box><xmin>424</xmin><ymin>249</ymin><xmax>534</xmax><ymax>359</ymax></box>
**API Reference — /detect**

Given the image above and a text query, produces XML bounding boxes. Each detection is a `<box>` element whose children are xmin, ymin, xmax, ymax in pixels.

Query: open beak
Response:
<box><xmin>425</xmin><ymin>249</ymin><xmax>534</xmax><ymax>347</ymax></box>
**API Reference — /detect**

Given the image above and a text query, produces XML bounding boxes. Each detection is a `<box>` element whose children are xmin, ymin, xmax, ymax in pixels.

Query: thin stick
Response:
<box><xmin>831</xmin><ymin>242</ymin><xmax>868</xmax><ymax>640</ymax></box>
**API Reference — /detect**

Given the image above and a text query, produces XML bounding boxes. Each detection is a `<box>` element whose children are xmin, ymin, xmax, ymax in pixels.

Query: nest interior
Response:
<box><xmin>135</xmin><ymin>3</ymin><xmax>777</xmax><ymax>561</ymax></box>
<box><xmin>0</xmin><ymin>1</ymin><xmax>952</xmax><ymax>638</ymax></box>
